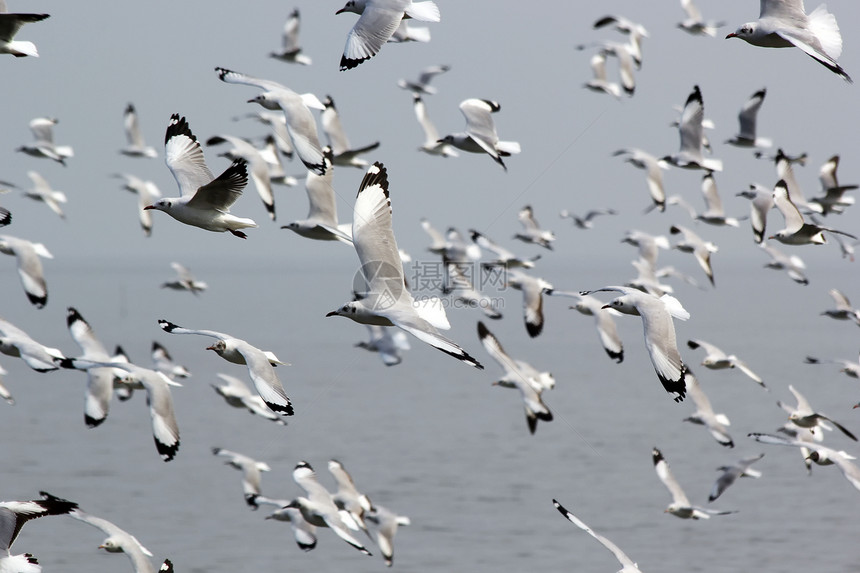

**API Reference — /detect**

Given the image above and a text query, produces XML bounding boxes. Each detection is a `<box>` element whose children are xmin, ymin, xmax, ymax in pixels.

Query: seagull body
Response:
<box><xmin>412</xmin><ymin>95</ymin><xmax>458</xmax><ymax>157</ymax></box>
<box><xmin>682</xmin><ymin>369</ymin><xmax>734</xmax><ymax>448</ymax></box>
<box><xmin>288</xmin><ymin>461</ymin><xmax>373</xmax><ymax>555</ymax></box>
<box><xmin>696</xmin><ymin>172</ymin><xmax>741</xmax><ymax>227</ymax></box>
<box><xmin>686</xmin><ymin>338</ymin><xmax>765</xmax><ymax>388</ymax></box>
<box><xmin>355</xmin><ymin>324</ymin><xmax>411</xmax><ymax>366</ymax></box>
<box><xmin>582</xmin><ymin>287</ymin><xmax>689</xmax><ymax>402</ymax></box>
<box><xmin>328</xmin><ymin>459</ymin><xmax>373</xmax><ymax>534</ymax></box>
<box><xmin>366</xmin><ymin>504</ymin><xmax>410</xmax><ymax>567</ymax></box>
<box><xmin>552</xmin><ymin>499</ymin><xmax>643</xmax><ymax>573</ymax></box>
<box><xmin>621</xmin><ymin>230</ymin><xmax>669</xmax><ymax>268</ymax></box>
<box><xmin>583</xmin><ymin>51</ymin><xmax>623</xmax><ymax>99</ymax></box>
<box><xmin>810</xmin><ymin>155</ymin><xmax>857</xmax><ymax>214</ymax></box>
<box><xmin>281</xmin><ymin>147</ymin><xmax>353</xmax><ymax>244</ymax></box>
<box><xmin>652</xmin><ymin>448</ymin><xmax>735</xmax><ymax>518</ymax></box>
<box><xmin>157</xmin><ymin>319</ymin><xmax>293</xmax><ymax>416</ymax></box>
<box><xmin>595</xmin><ymin>42</ymin><xmax>636</xmax><ymax>96</ymax></box>
<box><xmin>254</xmin><ymin>496</ymin><xmax>317</xmax><ymax>551</ymax></box>
<box><xmin>514</xmin><ymin>205</ymin><xmax>555</xmax><ymax>250</ymax></box>
<box><xmin>210</xmin><ymin>373</ymin><xmax>285</xmax><ymax>424</ymax></box>
<box><xmin>270</xmin><ymin>8</ymin><xmax>311</xmax><ymax>65</ymax></box>
<box><xmin>0</xmin><ymin>317</ymin><xmax>63</xmax><ymax>372</ymax></box>
<box><xmin>770</xmin><ymin>179</ymin><xmax>856</xmax><ymax>245</ymax></box>
<box><xmin>478</xmin><ymin>321</ymin><xmax>553</xmax><ymax>434</ymax></box>
<box><xmin>336</xmin><ymin>0</ymin><xmax>440</xmax><ymax>70</ymax></box>
<box><xmin>160</xmin><ymin>262</ymin><xmax>207</xmax><ymax>295</ymax></box>
<box><xmin>820</xmin><ymin>288</ymin><xmax>860</xmax><ymax>324</ymax></box>
<box><xmin>780</xmin><ymin>384</ymin><xmax>857</xmax><ymax>441</ymax></box>
<box><xmin>439</xmin><ymin>98</ymin><xmax>520</xmax><ymax>171</ymax></box>
<box><xmin>709</xmin><ymin>454</ymin><xmax>765</xmax><ymax>502</ymax></box>
<box><xmin>669</xmin><ymin>225</ymin><xmax>717</xmax><ymax>286</ymax></box>
<box><xmin>725</xmin><ymin>88</ymin><xmax>771</xmax><ymax>148</ymax></box>
<box><xmin>663</xmin><ymin>86</ymin><xmax>722</xmax><ymax>172</ymax></box>
<box><xmin>397</xmin><ymin>64</ymin><xmax>449</xmax><ymax>95</ymax></box>
<box><xmin>760</xmin><ymin>242</ymin><xmax>809</xmax><ymax>284</ymax></box>
<box><xmin>22</xmin><ymin>171</ymin><xmax>66</xmax><ymax>219</ymax></box>
<box><xmin>389</xmin><ymin>18</ymin><xmax>431</xmax><ymax>43</ymax></box>
<box><xmin>0</xmin><ymin>492</ymin><xmax>77</xmax><ymax>572</ymax></box>
<box><xmin>326</xmin><ymin>163</ymin><xmax>483</xmax><ymax>369</ymax></box>
<box><xmin>16</xmin><ymin>117</ymin><xmax>73</xmax><ymax>165</ymax></box>
<box><xmin>64</xmin><ymin>307</ymin><xmax>119</xmax><ymax>428</ymax></box>
<box><xmin>215</xmin><ymin>67</ymin><xmax>326</xmax><ymax>175</ymax></box>
<box><xmin>0</xmin><ymin>4</ymin><xmax>49</xmax><ymax>57</ymax></box>
<box><xmin>678</xmin><ymin>0</ymin><xmax>724</xmax><ymax>37</ymax></box>
<box><xmin>145</xmin><ymin>114</ymin><xmax>255</xmax><ymax>238</ymax></box>
<box><xmin>150</xmin><ymin>341</ymin><xmax>190</xmax><ymax>380</ymax></box>
<box><xmin>206</xmin><ymin>134</ymin><xmax>276</xmax><ymax>220</ymax></box>
<box><xmin>321</xmin><ymin>95</ymin><xmax>380</xmax><ymax>168</ymax></box>
<box><xmin>0</xmin><ymin>234</ymin><xmax>51</xmax><ymax>308</ymax></box>
<box><xmin>559</xmin><ymin>208</ymin><xmax>617</xmax><ymax>229</ymax></box>
<box><xmin>120</xmin><ymin>103</ymin><xmax>157</xmax><ymax>158</ymax></box>
<box><xmin>736</xmin><ymin>184</ymin><xmax>774</xmax><ymax>244</ymax></box>
<box><xmin>212</xmin><ymin>447</ymin><xmax>270</xmax><ymax>508</ymax></box>
<box><xmin>547</xmin><ymin>290</ymin><xmax>623</xmax><ymax>363</ymax></box>
<box><xmin>469</xmin><ymin>230</ymin><xmax>538</xmax><ymax>269</ymax></box>
<box><xmin>67</xmin><ymin>508</ymin><xmax>157</xmax><ymax>573</ymax></box>
<box><xmin>727</xmin><ymin>0</ymin><xmax>851</xmax><ymax>82</ymax></box>
<box><xmin>505</xmin><ymin>268</ymin><xmax>553</xmax><ymax>338</ymax></box>
<box><xmin>593</xmin><ymin>14</ymin><xmax>648</xmax><ymax>67</ymax></box>
<box><xmin>613</xmin><ymin>149</ymin><xmax>669</xmax><ymax>212</ymax></box>
<box><xmin>114</xmin><ymin>173</ymin><xmax>161</xmax><ymax>237</ymax></box>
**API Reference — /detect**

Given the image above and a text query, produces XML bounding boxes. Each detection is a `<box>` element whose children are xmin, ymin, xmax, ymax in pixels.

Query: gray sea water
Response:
<box><xmin>2</xmin><ymin>251</ymin><xmax>859</xmax><ymax>573</ymax></box>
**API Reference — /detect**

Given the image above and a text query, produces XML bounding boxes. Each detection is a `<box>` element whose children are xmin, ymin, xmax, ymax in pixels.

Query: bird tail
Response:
<box><xmin>807</xmin><ymin>4</ymin><xmax>843</xmax><ymax>60</ymax></box>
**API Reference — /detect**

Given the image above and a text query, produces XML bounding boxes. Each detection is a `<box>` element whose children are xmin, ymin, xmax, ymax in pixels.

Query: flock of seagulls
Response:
<box><xmin>1</xmin><ymin>0</ymin><xmax>860</xmax><ymax>571</ymax></box>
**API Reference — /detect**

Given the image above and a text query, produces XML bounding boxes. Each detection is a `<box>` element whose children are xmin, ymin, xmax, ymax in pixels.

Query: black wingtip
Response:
<box><xmin>156</xmin><ymin>437</ymin><xmax>179</xmax><ymax>462</ymax></box>
<box><xmin>165</xmin><ymin>114</ymin><xmax>195</xmax><ymax>145</ymax></box>
<box><xmin>340</xmin><ymin>55</ymin><xmax>370</xmax><ymax>71</ymax></box>
<box><xmin>158</xmin><ymin>319</ymin><xmax>179</xmax><ymax>333</ymax></box>
<box><xmin>526</xmin><ymin>320</ymin><xmax>543</xmax><ymax>338</ymax></box>
<box><xmin>652</xmin><ymin>447</ymin><xmax>664</xmax><ymax>465</ymax></box>
<box><xmin>266</xmin><ymin>400</ymin><xmax>295</xmax><ymax>416</ymax></box>
<box><xmin>605</xmin><ymin>348</ymin><xmax>623</xmax><ymax>363</ymax></box>
<box><xmin>85</xmin><ymin>413</ymin><xmax>105</xmax><ymax>428</ymax></box>
<box><xmin>357</xmin><ymin>162</ymin><xmax>389</xmax><ymax>199</ymax></box>
<box><xmin>27</xmin><ymin>291</ymin><xmax>47</xmax><ymax>308</ymax></box>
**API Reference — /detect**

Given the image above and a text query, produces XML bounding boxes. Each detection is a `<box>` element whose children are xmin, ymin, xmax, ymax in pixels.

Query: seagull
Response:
<box><xmin>212</xmin><ymin>447</ymin><xmax>270</xmax><ymax>508</ymax></box>
<box><xmin>514</xmin><ymin>205</ymin><xmax>555</xmax><ymax>250</ymax></box>
<box><xmin>621</xmin><ymin>230</ymin><xmax>669</xmax><ymax>268</ymax></box>
<box><xmin>736</xmin><ymin>183</ymin><xmax>774</xmax><ymax>244</ymax></box>
<box><xmin>678</xmin><ymin>0</ymin><xmax>725</xmax><ymax>37</ymax></box>
<box><xmin>770</xmin><ymin>179</ymin><xmax>857</xmax><ymax>245</ymax></box>
<box><xmin>505</xmin><ymin>268</ymin><xmax>553</xmax><ymax>338</ymax></box>
<box><xmin>288</xmin><ymin>461</ymin><xmax>373</xmax><ymax>555</ymax></box>
<box><xmin>652</xmin><ymin>447</ymin><xmax>735</xmax><ymax>519</ymax></box>
<box><xmin>252</xmin><ymin>496</ymin><xmax>318</xmax><ymax>551</ymax></box>
<box><xmin>328</xmin><ymin>459</ymin><xmax>373</xmax><ymax>534</ymax></box>
<box><xmin>0</xmin><ymin>492</ymin><xmax>77</xmax><ymax>573</ymax></box>
<box><xmin>280</xmin><ymin>147</ymin><xmax>353</xmax><ymax>244</ymax></box>
<box><xmin>326</xmin><ymin>163</ymin><xmax>483</xmax><ymax>369</ymax></box>
<box><xmin>725</xmin><ymin>88</ymin><xmax>772</xmax><ymax>148</ymax></box>
<box><xmin>22</xmin><ymin>171</ymin><xmax>66</xmax><ymax>219</ymax></box>
<box><xmin>388</xmin><ymin>18</ymin><xmax>431</xmax><ymax>43</ymax></box>
<box><xmin>0</xmin><ymin>234</ymin><xmax>51</xmax><ymax>308</ymax></box>
<box><xmin>597</xmin><ymin>42</ymin><xmax>637</xmax><ymax>96</ymax></box>
<box><xmin>592</xmin><ymin>14</ymin><xmax>649</xmax><ymax>66</ymax></box>
<box><xmin>810</xmin><ymin>155</ymin><xmax>857</xmax><ymax>215</ymax></box>
<box><xmin>206</xmin><ymin>134</ymin><xmax>276</xmax><ymax>220</ymax></box>
<box><xmin>695</xmin><ymin>173</ymin><xmax>741</xmax><ymax>228</ymax></box>
<box><xmin>469</xmin><ymin>230</ymin><xmax>539</xmax><ymax>269</ymax></box>
<box><xmin>64</xmin><ymin>307</ymin><xmax>119</xmax><ymax>428</ymax></box>
<box><xmin>613</xmin><ymin>149</ymin><xmax>669</xmax><ymax>212</ymax></box>
<box><xmin>547</xmin><ymin>290</ymin><xmax>623</xmax><ymax>363</ymax></box>
<box><xmin>355</xmin><ymin>324</ymin><xmax>411</xmax><ymax>366</ymax></box>
<box><xmin>477</xmin><ymin>321</ymin><xmax>553</xmax><ymax>434</ymax></box>
<box><xmin>144</xmin><ymin>114</ymin><xmax>255</xmax><ymax>238</ymax></box>
<box><xmin>626</xmin><ymin>258</ymin><xmax>674</xmax><ymax>297</ymax></box>
<box><xmin>398</xmin><ymin>64</ymin><xmax>449</xmax><ymax>95</ymax></box>
<box><xmin>16</xmin><ymin>117</ymin><xmax>73</xmax><ymax>165</ymax></box>
<box><xmin>269</xmin><ymin>8</ymin><xmax>312</xmax><ymax>65</ymax></box>
<box><xmin>581</xmin><ymin>287</ymin><xmax>689</xmax><ymax>402</ymax></box>
<box><xmin>663</xmin><ymin>86</ymin><xmax>722</xmax><ymax>172</ymax></box>
<box><xmin>214</xmin><ymin>67</ymin><xmax>326</xmax><ymax>175</ymax></box>
<box><xmin>438</xmin><ymin>98</ymin><xmax>520</xmax><ymax>171</ymax></box>
<box><xmin>682</xmin><ymin>368</ymin><xmax>734</xmax><ymax>448</ymax></box>
<box><xmin>559</xmin><ymin>208</ymin><xmax>617</xmax><ymax>229</ymax></box>
<box><xmin>366</xmin><ymin>504</ymin><xmax>410</xmax><ymax>567</ymax></box>
<box><xmin>759</xmin><ymin>241</ymin><xmax>809</xmax><ymax>285</ymax></box>
<box><xmin>0</xmin><ymin>2</ymin><xmax>48</xmax><ymax>57</ymax></box>
<box><xmin>160</xmin><ymin>261</ymin><xmax>207</xmax><ymax>295</ymax></box>
<box><xmin>150</xmin><ymin>341</ymin><xmax>190</xmax><ymax>380</ymax></box>
<box><xmin>0</xmin><ymin>316</ymin><xmax>64</xmax><ymax>372</ymax></box>
<box><xmin>114</xmin><ymin>173</ymin><xmax>161</xmax><ymax>237</ymax></box>
<box><xmin>210</xmin><ymin>373</ymin><xmax>285</xmax><ymax>425</ymax></box>
<box><xmin>820</xmin><ymin>288</ymin><xmax>860</xmax><ymax>324</ymax></box>
<box><xmin>582</xmin><ymin>51</ymin><xmax>623</xmax><ymax>99</ymax></box>
<box><xmin>442</xmin><ymin>260</ymin><xmax>503</xmax><ymax>319</ymax></box>
<box><xmin>772</xmin><ymin>148</ymin><xmax>821</xmax><ymax>213</ymax></box>
<box><xmin>686</xmin><ymin>338</ymin><xmax>766</xmax><ymax>388</ymax></box>
<box><xmin>157</xmin><ymin>320</ymin><xmax>293</xmax><ymax>415</ymax></box>
<box><xmin>336</xmin><ymin>0</ymin><xmax>440</xmax><ymax>70</ymax></box>
<box><xmin>727</xmin><ymin>0</ymin><xmax>852</xmax><ymax>82</ymax></box>
<box><xmin>669</xmin><ymin>225</ymin><xmax>718</xmax><ymax>286</ymax></box>
<box><xmin>806</xmin><ymin>353</ymin><xmax>860</xmax><ymax>379</ymax></box>
<box><xmin>552</xmin><ymin>499</ymin><xmax>642</xmax><ymax>573</ymax></box>
<box><xmin>66</xmin><ymin>508</ymin><xmax>158</xmax><ymax>573</ymax></box>
<box><xmin>411</xmin><ymin>94</ymin><xmax>459</xmax><ymax>157</ymax></box>
<box><xmin>749</xmin><ymin>432</ymin><xmax>860</xmax><ymax>492</ymax></box>
<box><xmin>120</xmin><ymin>103</ymin><xmax>157</xmax><ymax>158</ymax></box>
<box><xmin>709</xmin><ymin>453</ymin><xmax>765</xmax><ymax>502</ymax></box>
<box><xmin>320</xmin><ymin>96</ymin><xmax>381</xmax><ymax>169</ymax></box>
<box><xmin>779</xmin><ymin>384</ymin><xmax>857</xmax><ymax>441</ymax></box>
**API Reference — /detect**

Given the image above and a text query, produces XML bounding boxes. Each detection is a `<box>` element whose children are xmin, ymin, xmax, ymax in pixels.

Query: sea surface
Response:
<box><xmin>2</xmin><ymin>252</ymin><xmax>859</xmax><ymax>573</ymax></box>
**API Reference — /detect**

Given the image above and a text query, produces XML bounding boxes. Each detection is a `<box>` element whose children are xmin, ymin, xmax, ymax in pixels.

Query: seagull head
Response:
<box><xmin>144</xmin><ymin>199</ymin><xmax>170</xmax><ymax>211</ymax></box>
<box><xmin>206</xmin><ymin>340</ymin><xmax>228</xmax><ymax>355</ymax></box>
<box><xmin>98</xmin><ymin>537</ymin><xmax>124</xmax><ymax>553</ymax></box>
<box><xmin>336</xmin><ymin>0</ymin><xmax>365</xmax><ymax>15</ymax></box>
<box><xmin>726</xmin><ymin>23</ymin><xmax>755</xmax><ymax>41</ymax></box>
<box><xmin>247</xmin><ymin>94</ymin><xmax>280</xmax><ymax>111</ymax></box>
<box><xmin>326</xmin><ymin>302</ymin><xmax>358</xmax><ymax>318</ymax></box>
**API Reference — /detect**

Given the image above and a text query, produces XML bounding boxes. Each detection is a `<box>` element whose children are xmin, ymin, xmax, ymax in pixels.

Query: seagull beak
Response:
<box><xmin>205</xmin><ymin>345</ymin><xmax>217</xmax><ymax>351</ymax></box>
<box><xmin>143</xmin><ymin>205</ymin><xmax>155</xmax><ymax>210</ymax></box>
<box><xmin>325</xmin><ymin>310</ymin><xmax>339</xmax><ymax>317</ymax></box>
<box><xmin>601</xmin><ymin>304</ymin><xmax>611</xmax><ymax>310</ymax></box>
<box><xmin>725</xmin><ymin>32</ymin><xmax>737</xmax><ymax>39</ymax></box>
<box><xmin>335</xmin><ymin>7</ymin><xmax>347</xmax><ymax>14</ymax></box>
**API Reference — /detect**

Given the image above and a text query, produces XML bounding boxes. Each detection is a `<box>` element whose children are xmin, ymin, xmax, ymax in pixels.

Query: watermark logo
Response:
<box><xmin>352</xmin><ymin>260</ymin><xmax>405</xmax><ymax>312</ymax></box>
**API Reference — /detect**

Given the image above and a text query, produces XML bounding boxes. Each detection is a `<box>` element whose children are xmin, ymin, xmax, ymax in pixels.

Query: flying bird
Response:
<box><xmin>677</xmin><ymin>0</ymin><xmax>725</xmax><ymax>37</ymax></box>
<box><xmin>0</xmin><ymin>492</ymin><xmax>77</xmax><ymax>573</ymax></box>
<box><xmin>686</xmin><ymin>338</ymin><xmax>765</xmax><ymax>388</ymax></box>
<box><xmin>114</xmin><ymin>173</ymin><xmax>162</xmax><ymax>237</ymax></box>
<box><xmin>709</xmin><ymin>453</ymin><xmax>765</xmax><ymax>502</ymax></box>
<box><xmin>320</xmin><ymin>95</ymin><xmax>381</xmax><ymax>168</ymax></box>
<box><xmin>552</xmin><ymin>499</ymin><xmax>643</xmax><ymax>573</ymax></box>
<box><xmin>212</xmin><ymin>447</ymin><xmax>271</xmax><ymax>508</ymax></box>
<box><xmin>16</xmin><ymin>117</ymin><xmax>73</xmax><ymax>165</ymax></box>
<box><xmin>662</xmin><ymin>86</ymin><xmax>722</xmax><ymax>172</ymax></box>
<box><xmin>269</xmin><ymin>8</ymin><xmax>312</xmax><ymax>65</ymax></box>
<box><xmin>770</xmin><ymin>179</ymin><xmax>856</xmax><ymax>245</ymax></box>
<box><xmin>0</xmin><ymin>234</ymin><xmax>52</xmax><ymax>308</ymax></box>
<box><xmin>652</xmin><ymin>447</ymin><xmax>735</xmax><ymax>519</ymax></box>
<box><xmin>725</xmin><ymin>88</ymin><xmax>772</xmax><ymax>148</ymax></box>
<box><xmin>514</xmin><ymin>205</ymin><xmax>555</xmax><ymax>250</ymax></box>
<box><xmin>397</xmin><ymin>64</ymin><xmax>450</xmax><ymax>95</ymax></box>
<box><xmin>160</xmin><ymin>262</ymin><xmax>207</xmax><ymax>295</ymax></box>
<box><xmin>0</xmin><ymin>4</ymin><xmax>49</xmax><ymax>57</ymax></box>
<box><xmin>438</xmin><ymin>99</ymin><xmax>520</xmax><ymax>171</ymax></box>
<box><xmin>682</xmin><ymin>368</ymin><xmax>734</xmax><ymax>448</ymax></box>
<box><xmin>22</xmin><ymin>171</ymin><xmax>66</xmax><ymax>219</ymax></box>
<box><xmin>120</xmin><ymin>103</ymin><xmax>157</xmax><ymax>158</ymax></box>
<box><xmin>206</xmin><ymin>134</ymin><xmax>277</xmax><ymax>220</ymax></box>
<box><xmin>411</xmin><ymin>94</ymin><xmax>459</xmax><ymax>157</ymax></box>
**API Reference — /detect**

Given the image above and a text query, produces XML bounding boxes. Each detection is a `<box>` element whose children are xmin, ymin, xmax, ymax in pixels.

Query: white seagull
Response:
<box><xmin>736</xmin><ymin>183</ymin><xmax>774</xmax><ymax>244</ymax></box>
<box><xmin>22</xmin><ymin>171</ymin><xmax>66</xmax><ymax>219</ymax></box>
<box><xmin>0</xmin><ymin>492</ymin><xmax>77</xmax><ymax>573</ymax></box>
<box><xmin>810</xmin><ymin>154</ymin><xmax>857</xmax><ymax>215</ymax></box>
<box><xmin>212</xmin><ymin>447</ymin><xmax>271</xmax><ymax>508</ymax></box>
<box><xmin>682</xmin><ymin>368</ymin><xmax>734</xmax><ymax>448</ymax></box>
<box><xmin>64</xmin><ymin>307</ymin><xmax>119</xmax><ymax>428</ymax></box>
<box><xmin>355</xmin><ymin>324</ymin><xmax>411</xmax><ymax>366</ymax></box>
<box><xmin>397</xmin><ymin>64</ymin><xmax>449</xmax><ymax>95</ymax></box>
<box><xmin>662</xmin><ymin>86</ymin><xmax>723</xmax><ymax>172</ymax></box>
<box><xmin>469</xmin><ymin>230</ymin><xmax>539</xmax><ymax>269</ymax></box>
<box><xmin>16</xmin><ymin>117</ymin><xmax>73</xmax><ymax>166</ymax></box>
<box><xmin>114</xmin><ymin>173</ymin><xmax>161</xmax><ymax>237</ymax></box>
<box><xmin>583</xmin><ymin>51</ymin><xmax>623</xmax><ymax>99</ymax></box>
<box><xmin>652</xmin><ymin>448</ymin><xmax>735</xmax><ymax>519</ymax></box>
<box><xmin>696</xmin><ymin>172</ymin><xmax>741</xmax><ymax>227</ymax></box>
<box><xmin>328</xmin><ymin>459</ymin><xmax>373</xmax><ymax>534</ymax></box>
<box><xmin>442</xmin><ymin>260</ymin><xmax>503</xmax><ymax>320</ymax></box>
<box><xmin>67</xmin><ymin>508</ymin><xmax>158</xmax><ymax>573</ymax></box>
<box><xmin>206</xmin><ymin>134</ymin><xmax>276</xmax><ymax>220</ymax></box>
<box><xmin>210</xmin><ymin>373</ymin><xmax>285</xmax><ymax>425</ymax></box>
<box><xmin>0</xmin><ymin>316</ymin><xmax>64</xmax><ymax>372</ymax></box>
<box><xmin>582</xmin><ymin>287</ymin><xmax>689</xmax><ymax>402</ymax></box>
<box><xmin>547</xmin><ymin>291</ymin><xmax>624</xmax><ymax>363</ymax></box>
<box><xmin>0</xmin><ymin>234</ymin><xmax>51</xmax><ymax>308</ymax></box>
<box><xmin>621</xmin><ymin>229</ymin><xmax>669</xmax><ymax>268</ymax></box>
<box><xmin>749</xmin><ymin>432</ymin><xmax>860</xmax><ymax>493</ymax></box>
<box><xmin>320</xmin><ymin>95</ymin><xmax>381</xmax><ymax>168</ymax></box>
<box><xmin>727</xmin><ymin>0</ymin><xmax>852</xmax><ymax>82</ymax></box>
<box><xmin>669</xmin><ymin>225</ymin><xmax>718</xmax><ymax>286</ymax></box>
<box><xmin>0</xmin><ymin>2</ymin><xmax>49</xmax><ymax>57</ymax></box>
<box><xmin>505</xmin><ymin>268</ymin><xmax>553</xmax><ymax>338</ymax></box>
<box><xmin>552</xmin><ymin>499</ymin><xmax>643</xmax><ymax>573</ymax></box>
<box><xmin>120</xmin><ymin>103</ymin><xmax>157</xmax><ymax>158</ymax></box>
<box><xmin>366</xmin><ymin>504</ymin><xmax>411</xmax><ymax>567</ymax></box>
<box><xmin>779</xmin><ymin>384</ymin><xmax>857</xmax><ymax>441</ymax></box>
<box><xmin>759</xmin><ymin>241</ymin><xmax>809</xmax><ymax>285</ymax></box>
<box><xmin>269</xmin><ymin>8</ymin><xmax>312</xmax><ymax>65</ymax></box>
<box><xmin>820</xmin><ymin>288</ymin><xmax>860</xmax><ymax>324</ymax></box>
<box><xmin>336</xmin><ymin>0</ymin><xmax>440</xmax><ymax>70</ymax></box>
<box><xmin>326</xmin><ymin>163</ymin><xmax>483</xmax><ymax>369</ymax></box>
<box><xmin>725</xmin><ymin>88</ymin><xmax>772</xmax><ymax>148</ymax></box>
<box><xmin>150</xmin><ymin>341</ymin><xmax>190</xmax><ymax>380</ymax></box>
<box><xmin>412</xmin><ymin>94</ymin><xmax>459</xmax><ymax>157</ymax></box>
<box><xmin>144</xmin><ymin>114</ymin><xmax>256</xmax><ymax>238</ymax></box>
<box><xmin>157</xmin><ymin>320</ymin><xmax>293</xmax><ymax>416</ymax></box>
<box><xmin>677</xmin><ymin>0</ymin><xmax>724</xmax><ymax>37</ymax></box>
<box><xmin>214</xmin><ymin>67</ymin><xmax>326</xmax><ymax>175</ymax></box>
<box><xmin>686</xmin><ymin>338</ymin><xmax>766</xmax><ymax>388</ymax></box>
<box><xmin>254</xmin><ymin>496</ymin><xmax>318</xmax><ymax>551</ymax></box>
<box><xmin>160</xmin><ymin>261</ymin><xmax>207</xmax><ymax>295</ymax></box>
<box><xmin>438</xmin><ymin>98</ymin><xmax>520</xmax><ymax>171</ymax></box>
<box><xmin>769</xmin><ymin>179</ymin><xmax>857</xmax><ymax>245</ymax></box>
<box><xmin>613</xmin><ymin>148</ymin><xmax>669</xmax><ymax>212</ymax></box>
<box><xmin>559</xmin><ymin>208</ymin><xmax>617</xmax><ymax>230</ymax></box>
<box><xmin>514</xmin><ymin>205</ymin><xmax>555</xmax><ymax>250</ymax></box>
<box><xmin>709</xmin><ymin>453</ymin><xmax>765</xmax><ymax>502</ymax></box>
